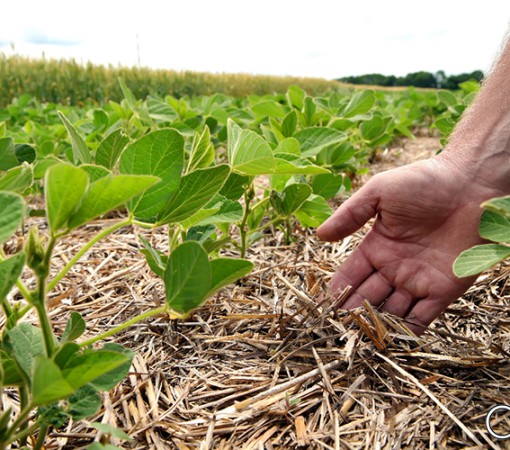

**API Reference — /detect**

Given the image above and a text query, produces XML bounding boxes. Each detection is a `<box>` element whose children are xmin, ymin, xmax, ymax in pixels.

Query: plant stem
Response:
<box><xmin>33</xmin><ymin>423</ymin><xmax>49</xmax><ymax>450</ymax></box>
<box><xmin>48</xmin><ymin>218</ymin><xmax>131</xmax><ymax>292</ymax></box>
<box><xmin>79</xmin><ymin>305</ymin><xmax>168</xmax><ymax>348</ymax></box>
<box><xmin>239</xmin><ymin>191</ymin><xmax>253</xmax><ymax>259</ymax></box>
<box><xmin>6</xmin><ymin>421</ymin><xmax>39</xmax><ymax>447</ymax></box>
<box><xmin>5</xmin><ymin>402</ymin><xmax>35</xmax><ymax>444</ymax></box>
<box><xmin>18</xmin><ymin>386</ymin><xmax>29</xmax><ymax>447</ymax></box>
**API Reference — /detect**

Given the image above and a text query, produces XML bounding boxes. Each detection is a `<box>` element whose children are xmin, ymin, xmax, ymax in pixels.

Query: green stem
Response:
<box><xmin>79</xmin><ymin>305</ymin><xmax>168</xmax><ymax>348</ymax></box>
<box><xmin>239</xmin><ymin>191</ymin><xmax>253</xmax><ymax>259</ymax></box>
<box><xmin>33</xmin><ymin>423</ymin><xmax>49</xmax><ymax>450</ymax></box>
<box><xmin>47</xmin><ymin>218</ymin><xmax>131</xmax><ymax>292</ymax></box>
<box><xmin>5</xmin><ymin>401</ymin><xmax>35</xmax><ymax>444</ymax></box>
<box><xmin>6</xmin><ymin>421</ymin><xmax>39</xmax><ymax>448</ymax></box>
<box><xmin>248</xmin><ymin>216</ymin><xmax>283</xmax><ymax>236</ymax></box>
<box><xmin>17</xmin><ymin>386</ymin><xmax>29</xmax><ymax>447</ymax></box>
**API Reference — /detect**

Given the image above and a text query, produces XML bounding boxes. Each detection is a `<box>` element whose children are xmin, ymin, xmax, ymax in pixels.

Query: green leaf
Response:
<box><xmin>341</xmin><ymin>90</ymin><xmax>375</xmax><ymax>118</ymax></box>
<box><xmin>273</xmin><ymin>153</ymin><xmax>329</xmax><ymax>175</ymax></box>
<box><xmin>483</xmin><ymin>195</ymin><xmax>510</xmax><ymax>218</ymax></box>
<box><xmin>139</xmin><ymin>235</ymin><xmax>167</xmax><ymax>278</ymax></box>
<box><xmin>279</xmin><ymin>183</ymin><xmax>312</xmax><ymax>216</ymax></box>
<box><xmin>316</xmin><ymin>142</ymin><xmax>355</xmax><ymax>167</ymax></box>
<box><xmin>437</xmin><ymin>90</ymin><xmax>458</xmax><ymax>107</ymax></box>
<box><xmin>186</xmin><ymin>225</ymin><xmax>216</xmax><ymax>244</ymax></box>
<box><xmin>45</xmin><ymin>163</ymin><xmax>89</xmax><ymax>234</ymax></box>
<box><xmin>80</xmin><ymin>164</ymin><xmax>111</xmax><ymax>182</ymax></box>
<box><xmin>15</xmin><ymin>143</ymin><xmax>36</xmax><ymax>164</ymax></box>
<box><xmin>251</xmin><ymin>100</ymin><xmax>286</xmax><ymax>118</ymax></box>
<box><xmin>62</xmin><ymin>312</ymin><xmax>86</xmax><ymax>343</ymax></box>
<box><xmin>87</xmin><ymin>443</ymin><xmax>123</xmax><ymax>450</ymax></box>
<box><xmin>453</xmin><ymin>244</ymin><xmax>510</xmax><ymax>277</ymax></box>
<box><xmin>479</xmin><ymin>210</ymin><xmax>510</xmax><ymax>242</ymax></box>
<box><xmin>0</xmin><ymin>137</ymin><xmax>18</xmax><ymax>170</ymax></box>
<box><xmin>219</xmin><ymin>172</ymin><xmax>250</xmax><ymax>201</ymax></box>
<box><xmin>188</xmin><ymin>126</ymin><xmax>215</xmax><ymax>172</ymax></box>
<box><xmin>118</xmin><ymin>78</ymin><xmax>137</xmax><ymax>110</ymax></box>
<box><xmin>91</xmin><ymin>422</ymin><xmax>132</xmax><ymax>441</ymax></box>
<box><xmin>281</xmin><ymin>110</ymin><xmax>298</xmax><ymax>137</ymax></box>
<box><xmin>89</xmin><ymin>343</ymin><xmax>134</xmax><ymax>391</ymax></box>
<box><xmin>0</xmin><ymin>163</ymin><xmax>34</xmax><ymax>193</ymax></box>
<box><xmin>182</xmin><ymin>198</ymin><xmax>243</xmax><ymax>228</ymax></box>
<box><xmin>312</xmin><ymin>173</ymin><xmax>345</xmax><ymax>199</ymax></box>
<box><xmin>119</xmin><ymin>129</ymin><xmax>184</xmax><ymax>220</ymax></box>
<box><xmin>32</xmin><ymin>356</ymin><xmax>75</xmax><ymax>405</ymax></box>
<box><xmin>286</xmin><ymin>85</ymin><xmax>305</xmax><ymax>110</ymax></box>
<box><xmin>5</xmin><ymin>323</ymin><xmax>44</xmax><ymax>378</ymax></box>
<box><xmin>294</xmin><ymin>127</ymin><xmax>346</xmax><ymax>157</ymax></box>
<box><xmin>67</xmin><ymin>384</ymin><xmax>101</xmax><ymax>420</ymax></box>
<box><xmin>0</xmin><ymin>191</ymin><xmax>24</xmax><ymax>245</ymax></box>
<box><xmin>360</xmin><ymin>115</ymin><xmax>387</xmax><ymax>142</ymax></box>
<box><xmin>275</xmin><ymin>137</ymin><xmax>301</xmax><ymax>155</ymax></box>
<box><xmin>95</xmin><ymin>129</ymin><xmax>130</xmax><ymax>169</ymax></box>
<box><xmin>157</xmin><ymin>165</ymin><xmax>230</xmax><ymax>225</ymax></box>
<box><xmin>68</xmin><ymin>174</ymin><xmax>159</xmax><ymax>229</ymax></box>
<box><xmin>0</xmin><ymin>252</ymin><xmax>26</xmax><ymax>301</ymax></box>
<box><xmin>164</xmin><ymin>241</ymin><xmax>211</xmax><ymax>315</ymax></box>
<box><xmin>294</xmin><ymin>194</ymin><xmax>332</xmax><ymax>228</ymax></box>
<box><xmin>62</xmin><ymin>349</ymin><xmax>129</xmax><ymax>391</ymax></box>
<box><xmin>1</xmin><ymin>352</ymin><xmax>25</xmax><ymax>386</ymax></box>
<box><xmin>53</xmin><ymin>342</ymin><xmax>81</xmax><ymax>369</ymax></box>
<box><xmin>207</xmin><ymin>258</ymin><xmax>253</xmax><ymax>297</ymax></box>
<box><xmin>57</xmin><ymin>111</ymin><xmax>92</xmax><ymax>164</ymax></box>
<box><xmin>227</xmin><ymin>119</ymin><xmax>276</xmax><ymax>175</ymax></box>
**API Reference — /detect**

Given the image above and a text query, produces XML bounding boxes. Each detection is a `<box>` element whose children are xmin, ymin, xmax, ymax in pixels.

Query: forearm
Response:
<box><xmin>441</xmin><ymin>34</ymin><xmax>510</xmax><ymax>194</ymax></box>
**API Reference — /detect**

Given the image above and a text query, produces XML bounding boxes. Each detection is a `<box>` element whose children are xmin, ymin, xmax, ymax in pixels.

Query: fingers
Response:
<box><xmin>342</xmin><ymin>272</ymin><xmax>394</xmax><ymax>309</ymax></box>
<box><xmin>317</xmin><ymin>181</ymin><xmax>379</xmax><ymax>242</ymax></box>
<box><xmin>403</xmin><ymin>298</ymin><xmax>452</xmax><ymax>335</ymax></box>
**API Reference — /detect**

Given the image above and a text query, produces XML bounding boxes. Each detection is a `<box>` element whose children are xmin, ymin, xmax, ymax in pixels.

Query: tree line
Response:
<box><xmin>338</xmin><ymin>70</ymin><xmax>484</xmax><ymax>89</ymax></box>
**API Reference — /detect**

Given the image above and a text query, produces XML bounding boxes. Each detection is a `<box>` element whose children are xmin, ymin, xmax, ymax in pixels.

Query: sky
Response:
<box><xmin>2</xmin><ymin>1</ymin><xmax>510</xmax><ymax>80</ymax></box>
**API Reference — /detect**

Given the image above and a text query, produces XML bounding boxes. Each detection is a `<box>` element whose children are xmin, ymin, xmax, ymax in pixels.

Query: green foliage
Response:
<box><xmin>454</xmin><ymin>196</ymin><xmax>510</xmax><ymax>277</ymax></box>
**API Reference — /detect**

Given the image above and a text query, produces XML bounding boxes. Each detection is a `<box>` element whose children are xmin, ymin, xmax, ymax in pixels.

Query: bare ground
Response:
<box><xmin>6</xmin><ymin>136</ymin><xmax>510</xmax><ymax>449</ymax></box>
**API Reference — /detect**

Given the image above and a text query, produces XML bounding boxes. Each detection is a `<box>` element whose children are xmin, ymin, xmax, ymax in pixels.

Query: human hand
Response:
<box><xmin>317</xmin><ymin>156</ymin><xmax>502</xmax><ymax>334</ymax></box>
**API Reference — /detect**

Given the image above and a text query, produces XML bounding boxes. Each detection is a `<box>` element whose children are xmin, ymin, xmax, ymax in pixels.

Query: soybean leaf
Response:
<box><xmin>53</xmin><ymin>342</ymin><xmax>81</xmax><ymax>369</ymax></box>
<box><xmin>45</xmin><ymin>163</ymin><xmax>89</xmax><ymax>234</ymax></box>
<box><xmin>251</xmin><ymin>100</ymin><xmax>286</xmax><ymax>118</ymax></box>
<box><xmin>58</xmin><ymin>111</ymin><xmax>92</xmax><ymax>164</ymax></box>
<box><xmin>164</xmin><ymin>241</ymin><xmax>211</xmax><ymax>315</ymax></box>
<box><xmin>207</xmin><ymin>258</ymin><xmax>254</xmax><ymax>297</ymax></box>
<box><xmin>316</xmin><ymin>142</ymin><xmax>356</xmax><ymax>167</ymax></box>
<box><xmin>5</xmin><ymin>323</ymin><xmax>44</xmax><ymax>378</ymax></box>
<box><xmin>186</xmin><ymin>225</ymin><xmax>216</xmax><ymax>244</ymax></box>
<box><xmin>89</xmin><ymin>343</ymin><xmax>134</xmax><ymax>391</ymax></box>
<box><xmin>91</xmin><ymin>422</ymin><xmax>132</xmax><ymax>441</ymax></box>
<box><xmin>273</xmin><ymin>153</ymin><xmax>329</xmax><ymax>175</ymax></box>
<box><xmin>118</xmin><ymin>78</ymin><xmax>137</xmax><ymax>111</ymax></box>
<box><xmin>294</xmin><ymin>127</ymin><xmax>346</xmax><ymax>157</ymax></box>
<box><xmin>287</xmin><ymin>85</ymin><xmax>305</xmax><ymax>110</ymax></box>
<box><xmin>479</xmin><ymin>210</ymin><xmax>510</xmax><ymax>242</ymax></box>
<box><xmin>227</xmin><ymin>119</ymin><xmax>276</xmax><ymax>175</ymax></box>
<box><xmin>453</xmin><ymin>244</ymin><xmax>510</xmax><ymax>278</ymax></box>
<box><xmin>95</xmin><ymin>129</ymin><xmax>130</xmax><ymax>169</ymax></box>
<box><xmin>182</xmin><ymin>197</ymin><xmax>243</xmax><ymax>228</ymax></box>
<box><xmin>139</xmin><ymin>235</ymin><xmax>168</xmax><ymax>278</ymax></box>
<box><xmin>157</xmin><ymin>165</ymin><xmax>230</xmax><ymax>225</ymax></box>
<box><xmin>0</xmin><ymin>252</ymin><xmax>26</xmax><ymax>301</ymax></box>
<box><xmin>341</xmin><ymin>90</ymin><xmax>375</xmax><ymax>118</ymax></box>
<box><xmin>87</xmin><ymin>444</ymin><xmax>123</xmax><ymax>450</ymax></box>
<box><xmin>281</xmin><ymin>110</ymin><xmax>297</xmax><ymax>137</ymax></box>
<box><xmin>62</xmin><ymin>312</ymin><xmax>86</xmax><ymax>343</ymax></box>
<box><xmin>312</xmin><ymin>173</ymin><xmax>345</xmax><ymax>199</ymax></box>
<box><xmin>15</xmin><ymin>144</ymin><xmax>36</xmax><ymax>164</ymax></box>
<box><xmin>119</xmin><ymin>129</ymin><xmax>184</xmax><ymax>220</ymax></box>
<box><xmin>80</xmin><ymin>164</ymin><xmax>111</xmax><ymax>182</ymax></box>
<box><xmin>280</xmin><ymin>183</ymin><xmax>313</xmax><ymax>216</ymax></box>
<box><xmin>1</xmin><ymin>352</ymin><xmax>25</xmax><ymax>386</ymax></box>
<box><xmin>0</xmin><ymin>138</ymin><xmax>18</xmax><ymax>170</ymax></box>
<box><xmin>187</xmin><ymin>126</ymin><xmax>215</xmax><ymax>172</ymax></box>
<box><xmin>62</xmin><ymin>349</ymin><xmax>129</xmax><ymax>391</ymax></box>
<box><xmin>67</xmin><ymin>384</ymin><xmax>101</xmax><ymax>420</ymax></box>
<box><xmin>360</xmin><ymin>115</ymin><xmax>387</xmax><ymax>142</ymax></box>
<box><xmin>294</xmin><ymin>194</ymin><xmax>332</xmax><ymax>228</ymax></box>
<box><xmin>0</xmin><ymin>191</ymin><xmax>24</xmax><ymax>245</ymax></box>
<box><xmin>68</xmin><ymin>174</ymin><xmax>159</xmax><ymax>229</ymax></box>
<box><xmin>0</xmin><ymin>163</ymin><xmax>34</xmax><ymax>193</ymax></box>
<box><xmin>275</xmin><ymin>137</ymin><xmax>301</xmax><ymax>155</ymax></box>
<box><xmin>483</xmin><ymin>195</ymin><xmax>510</xmax><ymax>218</ymax></box>
<box><xmin>32</xmin><ymin>356</ymin><xmax>75</xmax><ymax>406</ymax></box>
<box><xmin>219</xmin><ymin>172</ymin><xmax>250</xmax><ymax>201</ymax></box>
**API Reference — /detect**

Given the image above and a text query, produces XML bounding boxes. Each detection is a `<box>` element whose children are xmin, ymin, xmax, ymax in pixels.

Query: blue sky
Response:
<box><xmin>2</xmin><ymin>1</ymin><xmax>510</xmax><ymax>79</ymax></box>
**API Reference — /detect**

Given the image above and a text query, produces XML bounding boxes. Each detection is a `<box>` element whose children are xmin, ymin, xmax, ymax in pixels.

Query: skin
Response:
<box><xmin>317</xmin><ymin>37</ymin><xmax>510</xmax><ymax>335</ymax></box>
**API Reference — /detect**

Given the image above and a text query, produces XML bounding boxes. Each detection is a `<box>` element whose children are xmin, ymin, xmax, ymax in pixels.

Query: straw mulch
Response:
<box><xmin>11</xmin><ymin>138</ymin><xmax>510</xmax><ymax>449</ymax></box>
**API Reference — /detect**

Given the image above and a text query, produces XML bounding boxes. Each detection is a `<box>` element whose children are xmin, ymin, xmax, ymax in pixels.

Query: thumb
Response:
<box><xmin>317</xmin><ymin>180</ymin><xmax>379</xmax><ymax>241</ymax></box>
